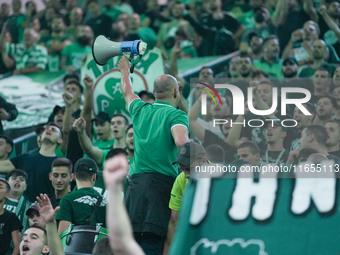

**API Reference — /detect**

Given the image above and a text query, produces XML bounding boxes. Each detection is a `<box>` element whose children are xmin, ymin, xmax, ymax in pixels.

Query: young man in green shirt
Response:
<box><xmin>56</xmin><ymin>157</ymin><xmax>106</xmax><ymax>235</ymax></box>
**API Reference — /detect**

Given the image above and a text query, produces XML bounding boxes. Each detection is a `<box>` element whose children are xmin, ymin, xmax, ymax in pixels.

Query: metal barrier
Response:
<box><xmin>13</xmin><ymin>131</ymin><xmax>37</xmax><ymax>155</ymax></box>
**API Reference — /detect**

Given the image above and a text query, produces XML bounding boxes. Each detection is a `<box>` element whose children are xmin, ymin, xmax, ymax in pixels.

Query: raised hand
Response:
<box><xmin>103</xmin><ymin>156</ymin><xmax>129</xmax><ymax>189</ymax></box>
<box><xmin>35</xmin><ymin>194</ymin><xmax>59</xmax><ymax>223</ymax></box>
<box><xmin>72</xmin><ymin>117</ymin><xmax>86</xmax><ymax>133</ymax></box>
<box><xmin>83</xmin><ymin>74</ymin><xmax>93</xmax><ymax>89</ymax></box>
<box><xmin>117</xmin><ymin>56</ymin><xmax>131</xmax><ymax>73</ymax></box>
<box><xmin>62</xmin><ymin>91</ymin><xmax>74</xmax><ymax>106</ymax></box>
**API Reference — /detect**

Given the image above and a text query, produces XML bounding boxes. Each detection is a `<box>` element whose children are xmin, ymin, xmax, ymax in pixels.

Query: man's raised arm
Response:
<box><xmin>117</xmin><ymin>56</ymin><xmax>140</xmax><ymax>107</ymax></box>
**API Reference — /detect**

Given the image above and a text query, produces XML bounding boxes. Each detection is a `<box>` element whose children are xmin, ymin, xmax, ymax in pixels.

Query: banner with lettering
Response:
<box><xmin>80</xmin><ymin>48</ymin><xmax>164</xmax><ymax>117</ymax></box>
<box><xmin>170</xmin><ymin>177</ymin><xmax>340</xmax><ymax>255</ymax></box>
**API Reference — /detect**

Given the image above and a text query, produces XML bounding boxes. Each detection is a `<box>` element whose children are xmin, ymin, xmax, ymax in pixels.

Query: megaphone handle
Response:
<box><xmin>130</xmin><ymin>63</ymin><xmax>135</xmax><ymax>73</ymax></box>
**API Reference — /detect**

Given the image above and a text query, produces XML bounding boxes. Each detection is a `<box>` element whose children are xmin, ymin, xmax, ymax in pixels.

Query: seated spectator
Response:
<box><xmin>333</xmin><ymin>66</ymin><xmax>340</xmax><ymax>87</ymax></box>
<box><xmin>0</xmin><ymin>178</ymin><xmax>22</xmax><ymax>255</ymax></box>
<box><xmin>39</xmin><ymin>15</ymin><xmax>72</xmax><ymax>72</ymax></box>
<box><xmin>4</xmin><ymin>169</ymin><xmax>31</xmax><ymax>232</ymax></box>
<box><xmin>56</xmin><ymin>158</ymin><xmax>107</xmax><ymax>235</ymax></box>
<box><xmin>0</xmin><ymin>25</ymin><xmax>48</xmax><ymax>75</ymax></box>
<box><xmin>60</xmin><ymin>25</ymin><xmax>93</xmax><ymax>73</ymax></box>
<box><xmin>0</xmin><ymin>96</ymin><xmax>18</xmax><ymax>135</ymax></box>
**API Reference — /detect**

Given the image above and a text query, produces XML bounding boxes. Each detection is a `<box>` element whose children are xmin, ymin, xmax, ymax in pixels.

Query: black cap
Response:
<box><xmin>283</xmin><ymin>57</ymin><xmax>298</xmax><ymax>66</ymax></box>
<box><xmin>74</xmin><ymin>158</ymin><xmax>98</xmax><ymax>173</ymax></box>
<box><xmin>173</xmin><ymin>142</ymin><xmax>206</xmax><ymax>167</ymax></box>
<box><xmin>48</xmin><ymin>105</ymin><xmax>65</xmax><ymax>123</ymax></box>
<box><xmin>92</xmin><ymin>111</ymin><xmax>111</xmax><ymax>123</ymax></box>
<box><xmin>26</xmin><ymin>203</ymin><xmax>39</xmax><ymax>216</ymax></box>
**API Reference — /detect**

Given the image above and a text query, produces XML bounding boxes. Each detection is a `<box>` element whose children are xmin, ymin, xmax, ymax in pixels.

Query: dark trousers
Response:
<box><xmin>134</xmin><ymin>232</ymin><xmax>165</xmax><ymax>255</ymax></box>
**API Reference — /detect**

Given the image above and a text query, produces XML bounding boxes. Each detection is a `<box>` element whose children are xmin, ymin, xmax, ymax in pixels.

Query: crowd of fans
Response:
<box><xmin>0</xmin><ymin>0</ymin><xmax>340</xmax><ymax>254</ymax></box>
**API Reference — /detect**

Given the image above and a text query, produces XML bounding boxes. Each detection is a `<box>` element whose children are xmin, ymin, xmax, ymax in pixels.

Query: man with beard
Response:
<box><xmin>0</xmin><ymin>123</ymin><xmax>63</xmax><ymax>202</ymax></box>
<box><xmin>313</xmin><ymin>95</ymin><xmax>336</xmax><ymax>125</ymax></box>
<box><xmin>325</xmin><ymin>120</ymin><xmax>340</xmax><ymax>157</ymax></box>
<box><xmin>298</xmin><ymin>39</ymin><xmax>338</xmax><ymax>78</ymax></box>
<box><xmin>253</xmin><ymin>35</ymin><xmax>283</xmax><ymax>78</ymax></box>
<box><xmin>0</xmin><ymin>25</ymin><xmax>48</xmax><ymax>74</ymax></box>
<box><xmin>60</xmin><ymin>25</ymin><xmax>93</xmax><ymax>72</ymax></box>
<box><xmin>39</xmin><ymin>15</ymin><xmax>71</xmax><ymax>72</ymax></box>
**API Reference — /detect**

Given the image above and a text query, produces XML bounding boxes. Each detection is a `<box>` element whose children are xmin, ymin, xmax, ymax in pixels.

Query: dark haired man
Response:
<box><xmin>0</xmin><ymin>135</ymin><xmax>14</xmax><ymax>178</ymax></box>
<box><xmin>49</xmin><ymin>157</ymin><xmax>72</xmax><ymax>208</ymax></box>
<box><xmin>20</xmin><ymin>194</ymin><xmax>64</xmax><ymax>255</ymax></box>
<box><xmin>253</xmin><ymin>35</ymin><xmax>283</xmax><ymax>78</ymax></box>
<box><xmin>92</xmin><ymin>111</ymin><xmax>114</xmax><ymax>151</ymax></box>
<box><xmin>0</xmin><ymin>123</ymin><xmax>63</xmax><ymax>202</ymax></box>
<box><xmin>0</xmin><ymin>178</ymin><xmax>22</xmax><ymax>255</ymax></box>
<box><xmin>56</xmin><ymin>157</ymin><xmax>107</xmax><ymax>235</ymax></box>
<box><xmin>73</xmin><ymin>113</ymin><xmax>129</xmax><ymax>166</ymax></box>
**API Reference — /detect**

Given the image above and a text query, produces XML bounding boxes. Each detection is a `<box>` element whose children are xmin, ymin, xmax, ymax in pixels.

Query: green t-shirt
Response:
<box><xmin>61</xmin><ymin>43</ymin><xmax>92</xmax><ymax>69</ymax></box>
<box><xmin>56</xmin><ymin>187</ymin><xmax>106</xmax><ymax>227</ymax></box>
<box><xmin>129</xmin><ymin>99</ymin><xmax>189</xmax><ymax>178</ymax></box>
<box><xmin>4</xmin><ymin>196</ymin><xmax>30</xmax><ymax>232</ymax></box>
<box><xmin>253</xmin><ymin>57</ymin><xmax>284</xmax><ymax>79</ymax></box>
<box><xmin>93</xmin><ymin>139</ymin><xmax>115</xmax><ymax>150</ymax></box>
<box><xmin>169</xmin><ymin>172</ymin><xmax>189</xmax><ymax>211</ymax></box>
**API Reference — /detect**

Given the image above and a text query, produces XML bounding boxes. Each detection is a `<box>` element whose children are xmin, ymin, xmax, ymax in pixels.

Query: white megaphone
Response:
<box><xmin>92</xmin><ymin>35</ymin><xmax>147</xmax><ymax>66</ymax></box>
